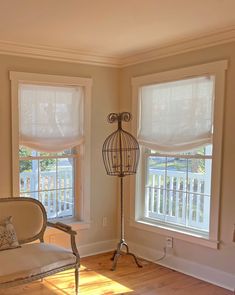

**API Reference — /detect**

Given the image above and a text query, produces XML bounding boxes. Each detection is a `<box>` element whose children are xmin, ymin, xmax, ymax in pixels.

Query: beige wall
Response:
<box><xmin>120</xmin><ymin>41</ymin><xmax>235</xmax><ymax>274</ymax></box>
<box><xmin>1</xmin><ymin>41</ymin><xmax>235</xmax><ymax>275</ymax></box>
<box><xmin>0</xmin><ymin>54</ymin><xmax>119</xmax><ymax>247</ymax></box>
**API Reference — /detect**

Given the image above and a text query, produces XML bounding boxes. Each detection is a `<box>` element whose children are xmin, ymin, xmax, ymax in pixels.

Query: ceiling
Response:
<box><xmin>0</xmin><ymin>0</ymin><xmax>235</xmax><ymax>66</ymax></box>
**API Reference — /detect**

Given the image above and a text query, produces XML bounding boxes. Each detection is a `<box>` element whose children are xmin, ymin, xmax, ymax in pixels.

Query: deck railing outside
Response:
<box><xmin>20</xmin><ymin>170</ymin><xmax>74</xmax><ymax>219</ymax></box>
<box><xmin>20</xmin><ymin>166</ymin><xmax>210</xmax><ymax>228</ymax></box>
<box><xmin>146</xmin><ymin>169</ymin><xmax>211</xmax><ymax>231</ymax></box>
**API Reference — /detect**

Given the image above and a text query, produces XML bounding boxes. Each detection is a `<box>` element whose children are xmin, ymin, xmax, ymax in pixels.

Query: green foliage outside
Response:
<box><xmin>148</xmin><ymin>146</ymin><xmax>207</xmax><ymax>173</ymax></box>
<box><xmin>19</xmin><ymin>146</ymin><xmax>56</xmax><ymax>173</ymax></box>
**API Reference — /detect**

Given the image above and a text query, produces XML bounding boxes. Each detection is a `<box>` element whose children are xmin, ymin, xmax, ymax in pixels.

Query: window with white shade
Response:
<box><xmin>131</xmin><ymin>61</ymin><xmax>227</xmax><ymax>248</ymax></box>
<box><xmin>138</xmin><ymin>76</ymin><xmax>214</xmax><ymax>152</ymax></box>
<box><xmin>10</xmin><ymin>72</ymin><xmax>92</xmax><ymax>223</ymax></box>
<box><xmin>19</xmin><ymin>84</ymin><xmax>84</xmax><ymax>152</ymax></box>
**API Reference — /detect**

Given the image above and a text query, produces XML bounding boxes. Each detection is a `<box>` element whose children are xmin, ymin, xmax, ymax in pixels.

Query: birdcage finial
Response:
<box><xmin>107</xmin><ymin>112</ymin><xmax>132</xmax><ymax>128</ymax></box>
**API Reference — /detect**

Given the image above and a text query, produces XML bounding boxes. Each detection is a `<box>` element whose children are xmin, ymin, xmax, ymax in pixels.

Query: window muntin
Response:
<box><xmin>19</xmin><ymin>146</ymin><xmax>78</xmax><ymax>219</ymax></box>
<box><xmin>145</xmin><ymin>145</ymin><xmax>212</xmax><ymax>235</ymax></box>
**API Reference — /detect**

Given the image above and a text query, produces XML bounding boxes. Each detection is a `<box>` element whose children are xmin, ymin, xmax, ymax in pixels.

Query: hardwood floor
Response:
<box><xmin>1</xmin><ymin>252</ymin><xmax>233</xmax><ymax>295</ymax></box>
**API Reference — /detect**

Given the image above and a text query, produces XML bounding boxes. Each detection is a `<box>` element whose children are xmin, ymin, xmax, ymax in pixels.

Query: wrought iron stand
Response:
<box><xmin>102</xmin><ymin>112</ymin><xmax>142</xmax><ymax>271</ymax></box>
<box><xmin>110</xmin><ymin>177</ymin><xmax>142</xmax><ymax>270</ymax></box>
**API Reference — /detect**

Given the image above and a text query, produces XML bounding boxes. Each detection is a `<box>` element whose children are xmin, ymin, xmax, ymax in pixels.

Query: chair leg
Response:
<box><xmin>75</xmin><ymin>266</ymin><xmax>79</xmax><ymax>294</ymax></box>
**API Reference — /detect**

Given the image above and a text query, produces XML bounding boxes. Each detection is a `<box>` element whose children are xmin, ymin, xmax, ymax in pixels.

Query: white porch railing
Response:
<box><xmin>146</xmin><ymin>169</ymin><xmax>211</xmax><ymax>231</ymax></box>
<box><xmin>20</xmin><ymin>170</ymin><xmax>74</xmax><ymax>219</ymax></box>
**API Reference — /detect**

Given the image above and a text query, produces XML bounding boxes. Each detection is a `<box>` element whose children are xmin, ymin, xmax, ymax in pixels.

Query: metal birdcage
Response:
<box><xmin>102</xmin><ymin>112</ymin><xmax>139</xmax><ymax>177</ymax></box>
<box><xmin>102</xmin><ymin>112</ymin><xmax>142</xmax><ymax>271</ymax></box>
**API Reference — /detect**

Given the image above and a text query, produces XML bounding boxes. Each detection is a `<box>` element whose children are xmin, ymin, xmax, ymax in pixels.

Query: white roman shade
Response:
<box><xmin>19</xmin><ymin>84</ymin><xmax>84</xmax><ymax>152</ymax></box>
<box><xmin>138</xmin><ymin>76</ymin><xmax>215</xmax><ymax>152</ymax></box>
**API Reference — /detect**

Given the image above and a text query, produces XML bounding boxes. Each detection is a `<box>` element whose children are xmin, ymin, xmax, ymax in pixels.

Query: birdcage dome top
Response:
<box><xmin>102</xmin><ymin>112</ymin><xmax>139</xmax><ymax>177</ymax></box>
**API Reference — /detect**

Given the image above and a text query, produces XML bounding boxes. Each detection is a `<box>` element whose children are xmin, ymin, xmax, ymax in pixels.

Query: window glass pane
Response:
<box><xmin>19</xmin><ymin>146</ymin><xmax>33</xmax><ymax>157</ymax></box>
<box><xmin>147</xmin><ymin>156</ymin><xmax>166</xmax><ymax>188</ymax></box>
<box><xmin>146</xmin><ymin>157</ymin><xmax>166</xmax><ymax>218</ymax></box>
<box><xmin>188</xmin><ymin>193</ymin><xmax>210</xmax><ymax>231</ymax></box>
<box><xmin>57</xmin><ymin>158</ymin><xmax>74</xmax><ymax>189</ymax></box>
<box><xmin>38</xmin><ymin>149</ymin><xmax>76</xmax><ymax>157</ymax></box>
<box><xmin>145</xmin><ymin>148</ymin><xmax>212</xmax><ymax>233</ymax></box>
<box><xmin>188</xmin><ymin>158</ymin><xmax>205</xmax><ymax>173</ymax></box>
<box><xmin>148</xmin><ymin>156</ymin><xmax>166</xmax><ymax>170</ymax></box>
<box><xmin>166</xmin><ymin>157</ymin><xmax>187</xmax><ymax>172</ymax></box>
<box><xmin>57</xmin><ymin>188</ymin><xmax>73</xmax><ymax>218</ymax></box>
<box><xmin>180</xmin><ymin>145</ymin><xmax>213</xmax><ymax>156</ymax></box>
<box><xmin>20</xmin><ymin>159</ymin><xmax>36</xmax><ymax>193</ymax></box>
<box><xmin>39</xmin><ymin>159</ymin><xmax>56</xmax><ymax>191</ymax></box>
<box><xmin>188</xmin><ymin>158</ymin><xmax>212</xmax><ymax>196</ymax></box>
<box><xmin>165</xmin><ymin>157</ymin><xmax>187</xmax><ymax>221</ymax></box>
<box><xmin>19</xmin><ymin>146</ymin><xmax>76</xmax><ymax>157</ymax></box>
<box><xmin>19</xmin><ymin>145</ymin><xmax>75</xmax><ymax>219</ymax></box>
<box><xmin>40</xmin><ymin>191</ymin><xmax>57</xmax><ymax>218</ymax></box>
<box><xmin>20</xmin><ymin>192</ymin><xmax>38</xmax><ymax>199</ymax></box>
<box><xmin>149</xmin><ymin>144</ymin><xmax>212</xmax><ymax>157</ymax></box>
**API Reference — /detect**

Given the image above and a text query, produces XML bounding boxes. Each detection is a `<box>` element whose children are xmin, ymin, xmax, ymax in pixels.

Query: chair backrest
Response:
<box><xmin>0</xmin><ymin>197</ymin><xmax>47</xmax><ymax>244</ymax></box>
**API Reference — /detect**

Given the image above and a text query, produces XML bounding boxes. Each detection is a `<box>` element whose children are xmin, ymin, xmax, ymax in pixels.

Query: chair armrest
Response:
<box><xmin>47</xmin><ymin>221</ymin><xmax>80</xmax><ymax>260</ymax></box>
<box><xmin>47</xmin><ymin>221</ymin><xmax>77</xmax><ymax>235</ymax></box>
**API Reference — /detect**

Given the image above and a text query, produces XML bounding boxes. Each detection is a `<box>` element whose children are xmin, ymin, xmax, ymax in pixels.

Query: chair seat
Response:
<box><xmin>0</xmin><ymin>243</ymin><xmax>76</xmax><ymax>284</ymax></box>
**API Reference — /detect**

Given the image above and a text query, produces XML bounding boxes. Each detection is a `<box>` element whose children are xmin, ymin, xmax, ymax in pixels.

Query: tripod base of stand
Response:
<box><xmin>111</xmin><ymin>239</ymin><xmax>142</xmax><ymax>271</ymax></box>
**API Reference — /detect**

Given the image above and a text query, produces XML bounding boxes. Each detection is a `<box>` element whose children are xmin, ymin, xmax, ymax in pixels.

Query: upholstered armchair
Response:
<box><xmin>0</xmin><ymin>197</ymin><xmax>80</xmax><ymax>294</ymax></box>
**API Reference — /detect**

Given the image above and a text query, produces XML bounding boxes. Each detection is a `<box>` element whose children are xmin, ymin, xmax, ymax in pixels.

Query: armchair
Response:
<box><xmin>0</xmin><ymin>197</ymin><xmax>80</xmax><ymax>294</ymax></box>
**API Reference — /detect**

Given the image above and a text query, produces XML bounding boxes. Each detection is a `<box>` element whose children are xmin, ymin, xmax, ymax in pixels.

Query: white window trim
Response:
<box><xmin>10</xmin><ymin>71</ymin><xmax>92</xmax><ymax>227</ymax></box>
<box><xmin>131</xmin><ymin>60</ymin><xmax>228</xmax><ymax>249</ymax></box>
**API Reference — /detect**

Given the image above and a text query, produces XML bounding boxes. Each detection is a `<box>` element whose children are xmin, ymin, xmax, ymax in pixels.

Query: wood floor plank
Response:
<box><xmin>1</xmin><ymin>252</ymin><xmax>233</xmax><ymax>295</ymax></box>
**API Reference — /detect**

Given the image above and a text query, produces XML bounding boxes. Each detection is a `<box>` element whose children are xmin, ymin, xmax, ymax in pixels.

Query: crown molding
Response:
<box><xmin>120</xmin><ymin>26</ymin><xmax>235</xmax><ymax>67</ymax></box>
<box><xmin>0</xmin><ymin>40</ymin><xmax>121</xmax><ymax>68</ymax></box>
<box><xmin>0</xmin><ymin>26</ymin><xmax>235</xmax><ymax>68</ymax></box>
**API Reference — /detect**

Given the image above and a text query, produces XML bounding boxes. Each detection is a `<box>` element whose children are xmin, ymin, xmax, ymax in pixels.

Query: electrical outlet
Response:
<box><xmin>165</xmin><ymin>237</ymin><xmax>173</xmax><ymax>248</ymax></box>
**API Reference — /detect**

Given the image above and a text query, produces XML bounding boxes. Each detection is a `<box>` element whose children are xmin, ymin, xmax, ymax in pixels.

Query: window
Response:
<box><xmin>19</xmin><ymin>147</ymin><xmax>77</xmax><ymax>219</ymax></box>
<box><xmin>131</xmin><ymin>61</ymin><xmax>227</xmax><ymax>248</ymax></box>
<box><xmin>10</xmin><ymin>72</ymin><xmax>92</xmax><ymax>223</ymax></box>
<box><xmin>145</xmin><ymin>145</ymin><xmax>212</xmax><ymax>233</ymax></box>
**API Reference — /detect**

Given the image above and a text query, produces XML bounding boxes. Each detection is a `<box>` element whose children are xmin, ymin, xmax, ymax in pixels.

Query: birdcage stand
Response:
<box><xmin>102</xmin><ymin>112</ymin><xmax>142</xmax><ymax>271</ymax></box>
<box><xmin>111</xmin><ymin>177</ymin><xmax>142</xmax><ymax>271</ymax></box>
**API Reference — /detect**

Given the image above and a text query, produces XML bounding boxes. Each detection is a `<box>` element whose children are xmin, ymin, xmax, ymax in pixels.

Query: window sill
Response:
<box><xmin>46</xmin><ymin>219</ymin><xmax>90</xmax><ymax>235</ymax></box>
<box><xmin>130</xmin><ymin>218</ymin><xmax>219</xmax><ymax>249</ymax></box>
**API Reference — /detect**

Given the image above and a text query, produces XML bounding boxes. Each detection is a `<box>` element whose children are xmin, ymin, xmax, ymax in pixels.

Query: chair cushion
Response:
<box><xmin>0</xmin><ymin>216</ymin><xmax>20</xmax><ymax>251</ymax></box>
<box><xmin>0</xmin><ymin>243</ymin><xmax>76</xmax><ymax>284</ymax></box>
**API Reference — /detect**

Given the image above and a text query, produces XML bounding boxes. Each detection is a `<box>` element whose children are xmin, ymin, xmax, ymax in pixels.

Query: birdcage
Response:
<box><xmin>102</xmin><ymin>112</ymin><xmax>142</xmax><ymax>271</ymax></box>
<box><xmin>102</xmin><ymin>112</ymin><xmax>139</xmax><ymax>177</ymax></box>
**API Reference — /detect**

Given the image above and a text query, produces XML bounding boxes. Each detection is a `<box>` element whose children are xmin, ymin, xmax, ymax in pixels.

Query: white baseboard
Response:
<box><xmin>78</xmin><ymin>239</ymin><xmax>117</xmax><ymax>258</ymax></box>
<box><xmin>128</xmin><ymin>242</ymin><xmax>235</xmax><ymax>291</ymax></box>
<box><xmin>76</xmin><ymin>239</ymin><xmax>234</xmax><ymax>291</ymax></box>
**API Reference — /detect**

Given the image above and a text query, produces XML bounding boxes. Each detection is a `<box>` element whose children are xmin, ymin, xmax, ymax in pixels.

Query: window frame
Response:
<box><xmin>131</xmin><ymin>60</ymin><xmax>228</xmax><ymax>249</ymax></box>
<box><xmin>10</xmin><ymin>71</ymin><xmax>92</xmax><ymax>225</ymax></box>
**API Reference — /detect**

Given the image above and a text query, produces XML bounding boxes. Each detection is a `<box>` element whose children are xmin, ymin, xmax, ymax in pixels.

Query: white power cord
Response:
<box><xmin>155</xmin><ymin>246</ymin><xmax>167</xmax><ymax>262</ymax></box>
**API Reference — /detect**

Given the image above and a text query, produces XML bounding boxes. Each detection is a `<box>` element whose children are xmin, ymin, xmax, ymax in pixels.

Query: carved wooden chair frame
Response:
<box><xmin>0</xmin><ymin>197</ymin><xmax>80</xmax><ymax>294</ymax></box>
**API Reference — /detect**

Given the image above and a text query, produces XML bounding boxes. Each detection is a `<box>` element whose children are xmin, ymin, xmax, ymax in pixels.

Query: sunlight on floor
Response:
<box><xmin>79</xmin><ymin>265</ymin><xmax>133</xmax><ymax>294</ymax></box>
<box><xmin>1</xmin><ymin>265</ymin><xmax>133</xmax><ymax>295</ymax></box>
